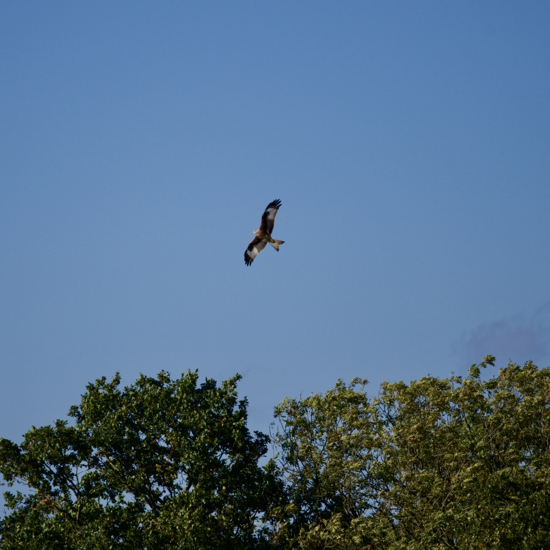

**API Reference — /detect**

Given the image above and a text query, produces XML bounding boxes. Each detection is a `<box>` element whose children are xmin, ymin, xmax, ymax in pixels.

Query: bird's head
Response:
<box><xmin>252</xmin><ymin>230</ymin><xmax>260</xmax><ymax>236</ymax></box>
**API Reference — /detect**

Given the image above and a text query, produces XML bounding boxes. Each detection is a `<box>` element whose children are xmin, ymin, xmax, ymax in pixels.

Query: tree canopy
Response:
<box><xmin>0</xmin><ymin>371</ymin><xmax>276</xmax><ymax>549</ymax></box>
<box><xmin>2</xmin><ymin>358</ymin><xmax>550</xmax><ymax>549</ymax></box>
<box><xmin>269</xmin><ymin>357</ymin><xmax>550</xmax><ymax>549</ymax></box>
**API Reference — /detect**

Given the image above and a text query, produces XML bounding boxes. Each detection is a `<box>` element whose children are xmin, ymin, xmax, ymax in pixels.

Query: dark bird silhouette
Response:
<box><xmin>244</xmin><ymin>199</ymin><xmax>284</xmax><ymax>266</ymax></box>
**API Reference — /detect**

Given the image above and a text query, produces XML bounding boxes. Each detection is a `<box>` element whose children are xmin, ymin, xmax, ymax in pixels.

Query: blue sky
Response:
<box><xmin>1</xmin><ymin>1</ymin><xmax>550</xmax><ymax>449</ymax></box>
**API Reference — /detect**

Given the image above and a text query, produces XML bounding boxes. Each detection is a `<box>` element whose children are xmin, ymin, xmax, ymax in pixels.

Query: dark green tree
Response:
<box><xmin>0</xmin><ymin>370</ymin><xmax>276</xmax><ymax>549</ymax></box>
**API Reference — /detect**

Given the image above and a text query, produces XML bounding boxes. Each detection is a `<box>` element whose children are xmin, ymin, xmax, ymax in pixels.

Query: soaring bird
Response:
<box><xmin>244</xmin><ymin>199</ymin><xmax>284</xmax><ymax>266</ymax></box>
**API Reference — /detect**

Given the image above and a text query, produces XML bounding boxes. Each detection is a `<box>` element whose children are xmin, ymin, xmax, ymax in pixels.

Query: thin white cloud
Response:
<box><xmin>453</xmin><ymin>303</ymin><xmax>550</xmax><ymax>368</ymax></box>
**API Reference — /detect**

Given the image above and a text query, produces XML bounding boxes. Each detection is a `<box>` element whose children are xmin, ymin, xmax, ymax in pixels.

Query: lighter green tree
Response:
<box><xmin>269</xmin><ymin>358</ymin><xmax>550</xmax><ymax>549</ymax></box>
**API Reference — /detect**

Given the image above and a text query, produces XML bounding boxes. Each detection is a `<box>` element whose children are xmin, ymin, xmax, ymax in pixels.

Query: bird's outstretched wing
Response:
<box><xmin>244</xmin><ymin>237</ymin><xmax>268</xmax><ymax>266</ymax></box>
<box><xmin>259</xmin><ymin>199</ymin><xmax>281</xmax><ymax>236</ymax></box>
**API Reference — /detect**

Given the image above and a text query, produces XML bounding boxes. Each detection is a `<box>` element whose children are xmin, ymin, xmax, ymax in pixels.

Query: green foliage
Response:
<box><xmin>0</xmin><ymin>371</ymin><xmax>274</xmax><ymax>549</ymax></box>
<box><xmin>2</xmin><ymin>359</ymin><xmax>550</xmax><ymax>549</ymax></box>
<box><xmin>267</xmin><ymin>378</ymin><xmax>379</xmax><ymax>548</ymax></box>
<box><xmin>269</xmin><ymin>357</ymin><xmax>550</xmax><ymax>549</ymax></box>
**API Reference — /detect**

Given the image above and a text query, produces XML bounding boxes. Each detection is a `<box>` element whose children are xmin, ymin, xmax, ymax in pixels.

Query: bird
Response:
<box><xmin>244</xmin><ymin>199</ymin><xmax>285</xmax><ymax>266</ymax></box>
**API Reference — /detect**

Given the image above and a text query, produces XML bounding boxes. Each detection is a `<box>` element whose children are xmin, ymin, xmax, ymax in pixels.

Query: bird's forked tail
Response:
<box><xmin>270</xmin><ymin>239</ymin><xmax>285</xmax><ymax>251</ymax></box>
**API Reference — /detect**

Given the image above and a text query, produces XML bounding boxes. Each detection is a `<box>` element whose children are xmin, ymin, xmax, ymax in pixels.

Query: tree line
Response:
<box><xmin>1</xmin><ymin>356</ymin><xmax>549</xmax><ymax>549</ymax></box>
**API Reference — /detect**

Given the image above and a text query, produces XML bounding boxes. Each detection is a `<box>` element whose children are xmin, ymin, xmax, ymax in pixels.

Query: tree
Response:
<box><xmin>372</xmin><ymin>357</ymin><xmax>550</xmax><ymax>549</ymax></box>
<box><xmin>267</xmin><ymin>378</ymin><xmax>380</xmax><ymax>549</ymax></box>
<box><xmin>3</xmin><ymin>359</ymin><xmax>550</xmax><ymax>549</ymax></box>
<box><xmin>269</xmin><ymin>358</ymin><xmax>550</xmax><ymax>549</ymax></box>
<box><xmin>0</xmin><ymin>370</ymin><xmax>276</xmax><ymax>549</ymax></box>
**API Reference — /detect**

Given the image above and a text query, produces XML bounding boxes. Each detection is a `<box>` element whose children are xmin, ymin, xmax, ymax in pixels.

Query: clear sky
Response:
<box><xmin>1</xmin><ymin>2</ymin><xmax>550</xmax><ymax>449</ymax></box>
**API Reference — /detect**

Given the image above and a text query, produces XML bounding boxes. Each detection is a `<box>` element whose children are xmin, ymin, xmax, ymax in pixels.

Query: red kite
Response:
<box><xmin>244</xmin><ymin>199</ymin><xmax>284</xmax><ymax>266</ymax></box>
